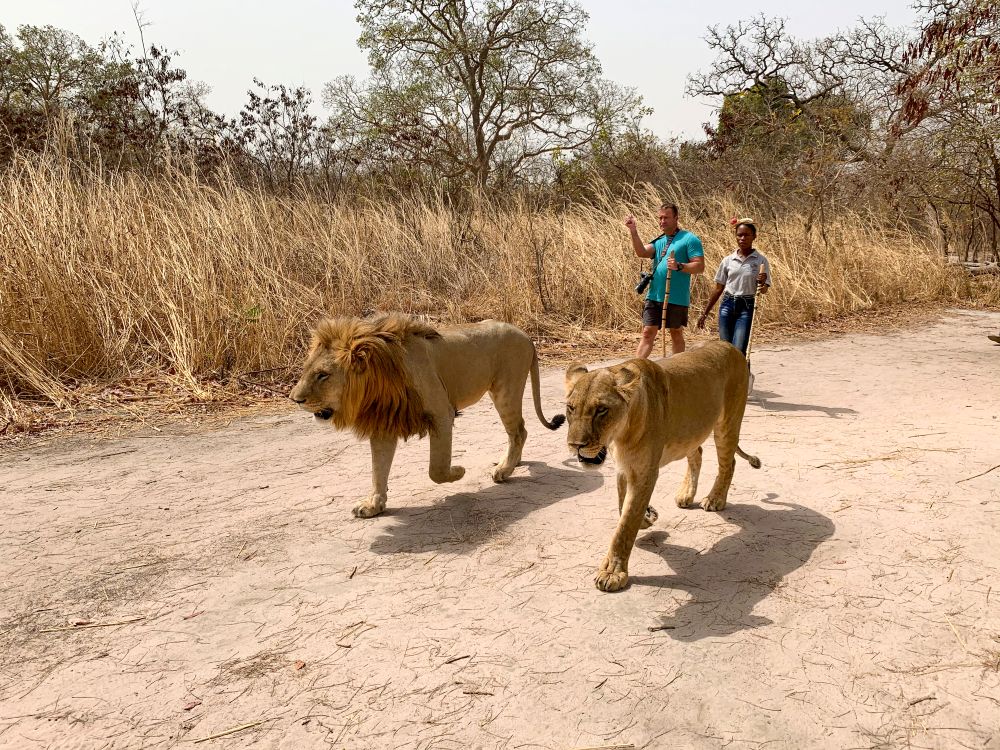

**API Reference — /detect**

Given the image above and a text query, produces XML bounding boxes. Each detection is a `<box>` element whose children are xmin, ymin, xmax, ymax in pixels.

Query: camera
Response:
<box><xmin>635</xmin><ymin>271</ymin><xmax>653</xmax><ymax>295</ymax></box>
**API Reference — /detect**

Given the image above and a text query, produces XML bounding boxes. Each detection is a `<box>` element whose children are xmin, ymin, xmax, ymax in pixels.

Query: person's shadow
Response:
<box><xmin>750</xmin><ymin>389</ymin><xmax>857</xmax><ymax>418</ymax></box>
<box><xmin>369</xmin><ymin>461</ymin><xmax>604</xmax><ymax>555</ymax></box>
<box><xmin>629</xmin><ymin>495</ymin><xmax>834</xmax><ymax>640</ymax></box>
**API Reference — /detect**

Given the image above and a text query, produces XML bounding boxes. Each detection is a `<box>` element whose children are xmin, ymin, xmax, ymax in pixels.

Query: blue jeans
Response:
<box><xmin>718</xmin><ymin>294</ymin><xmax>755</xmax><ymax>356</ymax></box>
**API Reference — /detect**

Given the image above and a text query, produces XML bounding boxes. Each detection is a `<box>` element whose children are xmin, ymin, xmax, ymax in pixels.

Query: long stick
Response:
<box><xmin>661</xmin><ymin>253</ymin><xmax>674</xmax><ymax>357</ymax></box>
<box><xmin>744</xmin><ymin>285</ymin><xmax>763</xmax><ymax>366</ymax></box>
<box><xmin>744</xmin><ymin>283</ymin><xmax>764</xmax><ymax>394</ymax></box>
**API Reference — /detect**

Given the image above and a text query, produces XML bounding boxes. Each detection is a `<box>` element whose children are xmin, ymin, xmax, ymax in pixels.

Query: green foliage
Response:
<box><xmin>325</xmin><ymin>0</ymin><xmax>645</xmax><ymax>189</ymax></box>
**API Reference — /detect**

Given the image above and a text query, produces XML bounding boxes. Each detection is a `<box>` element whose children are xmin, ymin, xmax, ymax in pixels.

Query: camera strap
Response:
<box><xmin>650</xmin><ymin>233</ymin><xmax>676</xmax><ymax>273</ymax></box>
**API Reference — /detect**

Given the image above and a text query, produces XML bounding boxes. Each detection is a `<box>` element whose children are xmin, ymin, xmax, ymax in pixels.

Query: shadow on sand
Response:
<box><xmin>629</xmin><ymin>495</ymin><xmax>834</xmax><ymax>640</ymax></box>
<box><xmin>750</xmin><ymin>389</ymin><xmax>857</xmax><ymax>418</ymax></box>
<box><xmin>369</xmin><ymin>460</ymin><xmax>603</xmax><ymax>555</ymax></box>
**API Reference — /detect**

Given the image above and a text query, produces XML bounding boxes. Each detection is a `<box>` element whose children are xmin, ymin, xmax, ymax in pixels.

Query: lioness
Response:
<box><xmin>290</xmin><ymin>313</ymin><xmax>565</xmax><ymax>518</ymax></box>
<box><xmin>564</xmin><ymin>340</ymin><xmax>761</xmax><ymax>592</ymax></box>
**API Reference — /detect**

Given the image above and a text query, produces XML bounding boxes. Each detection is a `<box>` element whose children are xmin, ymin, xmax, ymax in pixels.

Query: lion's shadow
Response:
<box><xmin>630</xmin><ymin>496</ymin><xmax>834</xmax><ymax>640</ymax></box>
<box><xmin>369</xmin><ymin>460</ymin><xmax>603</xmax><ymax>555</ymax></box>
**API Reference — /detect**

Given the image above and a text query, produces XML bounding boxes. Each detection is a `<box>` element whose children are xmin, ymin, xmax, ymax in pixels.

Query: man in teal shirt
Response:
<box><xmin>625</xmin><ymin>203</ymin><xmax>705</xmax><ymax>356</ymax></box>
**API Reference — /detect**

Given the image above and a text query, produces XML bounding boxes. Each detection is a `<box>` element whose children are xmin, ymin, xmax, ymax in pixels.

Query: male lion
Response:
<box><xmin>290</xmin><ymin>312</ymin><xmax>565</xmax><ymax>518</ymax></box>
<box><xmin>564</xmin><ymin>340</ymin><xmax>761</xmax><ymax>592</ymax></box>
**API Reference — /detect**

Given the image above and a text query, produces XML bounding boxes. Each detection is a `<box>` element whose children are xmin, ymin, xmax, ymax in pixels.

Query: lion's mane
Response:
<box><xmin>311</xmin><ymin>312</ymin><xmax>440</xmax><ymax>441</ymax></box>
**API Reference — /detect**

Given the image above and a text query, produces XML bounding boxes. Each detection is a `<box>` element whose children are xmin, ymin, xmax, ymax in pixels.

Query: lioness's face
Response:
<box><xmin>289</xmin><ymin>347</ymin><xmax>347</xmax><ymax>423</ymax></box>
<box><xmin>564</xmin><ymin>363</ymin><xmax>635</xmax><ymax>467</ymax></box>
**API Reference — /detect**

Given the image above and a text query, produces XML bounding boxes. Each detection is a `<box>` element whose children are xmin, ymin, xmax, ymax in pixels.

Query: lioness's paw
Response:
<box><xmin>641</xmin><ymin>505</ymin><xmax>659</xmax><ymax>529</ymax></box>
<box><xmin>703</xmin><ymin>495</ymin><xmax>727</xmax><ymax>512</ymax></box>
<box><xmin>595</xmin><ymin>556</ymin><xmax>629</xmax><ymax>592</ymax></box>
<box><xmin>595</xmin><ymin>569</ymin><xmax>629</xmax><ymax>592</ymax></box>
<box><xmin>491</xmin><ymin>464</ymin><xmax>513</xmax><ymax>483</ymax></box>
<box><xmin>352</xmin><ymin>496</ymin><xmax>386</xmax><ymax>518</ymax></box>
<box><xmin>448</xmin><ymin>466</ymin><xmax>466</xmax><ymax>482</ymax></box>
<box><xmin>675</xmin><ymin>494</ymin><xmax>695</xmax><ymax>509</ymax></box>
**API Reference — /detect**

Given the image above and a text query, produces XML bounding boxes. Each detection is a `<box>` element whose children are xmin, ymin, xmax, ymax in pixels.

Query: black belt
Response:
<box><xmin>723</xmin><ymin>292</ymin><xmax>756</xmax><ymax>301</ymax></box>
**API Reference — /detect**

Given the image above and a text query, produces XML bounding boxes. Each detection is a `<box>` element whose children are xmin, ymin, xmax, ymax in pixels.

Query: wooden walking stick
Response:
<box><xmin>744</xmin><ymin>282</ymin><xmax>764</xmax><ymax>394</ymax></box>
<box><xmin>660</xmin><ymin>252</ymin><xmax>674</xmax><ymax>357</ymax></box>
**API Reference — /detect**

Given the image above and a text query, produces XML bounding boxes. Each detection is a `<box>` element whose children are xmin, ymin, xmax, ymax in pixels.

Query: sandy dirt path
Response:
<box><xmin>2</xmin><ymin>309</ymin><xmax>999</xmax><ymax>750</ymax></box>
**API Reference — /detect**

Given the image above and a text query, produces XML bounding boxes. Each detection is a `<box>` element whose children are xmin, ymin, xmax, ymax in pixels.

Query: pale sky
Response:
<box><xmin>0</xmin><ymin>0</ymin><xmax>923</xmax><ymax>140</ymax></box>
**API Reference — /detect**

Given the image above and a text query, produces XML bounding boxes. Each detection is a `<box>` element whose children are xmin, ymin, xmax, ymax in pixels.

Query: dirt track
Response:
<box><xmin>2</xmin><ymin>309</ymin><xmax>999</xmax><ymax>749</ymax></box>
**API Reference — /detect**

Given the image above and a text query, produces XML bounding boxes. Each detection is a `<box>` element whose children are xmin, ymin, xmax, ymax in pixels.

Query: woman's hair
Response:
<box><xmin>734</xmin><ymin>217</ymin><xmax>757</xmax><ymax>237</ymax></box>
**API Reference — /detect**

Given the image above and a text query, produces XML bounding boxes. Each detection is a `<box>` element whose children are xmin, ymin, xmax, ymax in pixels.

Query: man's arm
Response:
<box><xmin>624</xmin><ymin>215</ymin><xmax>654</xmax><ymax>258</ymax></box>
<box><xmin>668</xmin><ymin>236</ymin><xmax>705</xmax><ymax>274</ymax></box>
<box><xmin>672</xmin><ymin>255</ymin><xmax>705</xmax><ymax>274</ymax></box>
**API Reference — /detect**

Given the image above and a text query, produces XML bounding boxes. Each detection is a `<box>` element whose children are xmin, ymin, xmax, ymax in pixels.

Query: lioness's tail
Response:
<box><xmin>737</xmin><ymin>446</ymin><xmax>762</xmax><ymax>469</ymax></box>
<box><xmin>530</xmin><ymin>353</ymin><xmax>565</xmax><ymax>430</ymax></box>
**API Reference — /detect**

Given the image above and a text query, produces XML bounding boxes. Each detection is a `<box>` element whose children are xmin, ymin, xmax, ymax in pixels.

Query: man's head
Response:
<box><xmin>658</xmin><ymin>203</ymin><xmax>679</xmax><ymax>235</ymax></box>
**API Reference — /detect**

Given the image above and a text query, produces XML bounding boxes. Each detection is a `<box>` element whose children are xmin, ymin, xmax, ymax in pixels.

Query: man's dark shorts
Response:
<box><xmin>642</xmin><ymin>300</ymin><xmax>689</xmax><ymax>329</ymax></box>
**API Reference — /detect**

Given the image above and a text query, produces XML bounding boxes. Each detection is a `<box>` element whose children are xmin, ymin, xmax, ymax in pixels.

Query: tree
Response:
<box><xmin>899</xmin><ymin>0</ymin><xmax>1000</xmax><ymax>123</ymax></box>
<box><xmin>0</xmin><ymin>24</ymin><xmax>129</xmax><ymax>163</ymax></box>
<box><xmin>325</xmin><ymin>0</ymin><xmax>645</xmax><ymax>189</ymax></box>
<box><xmin>0</xmin><ymin>24</ymin><xmax>106</xmax><ymax>116</ymax></box>
<box><xmin>898</xmin><ymin>0</ymin><xmax>1000</xmax><ymax>261</ymax></box>
<box><xmin>686</xmin><ymin>16</ymin><xmax>893</xmax><ymax>164</ymax></box>
<box><xmin>230</xmin><ymin>79</ymin><xmax>320</xmax><ymax>188</ymax></box>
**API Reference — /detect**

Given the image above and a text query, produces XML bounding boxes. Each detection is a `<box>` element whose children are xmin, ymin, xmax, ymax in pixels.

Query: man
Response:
<box><xmin>625</xmin><ymin>203</ymin><xmax>705</xmax><ymax>357</ymax></box>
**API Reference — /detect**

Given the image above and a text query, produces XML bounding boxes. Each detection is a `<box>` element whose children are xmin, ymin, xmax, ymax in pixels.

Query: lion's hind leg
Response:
<box><xmin>488</xmin><ymin>385</ymin><xmax>528</xmax><ymax>483</ymax></box>
<box><xmin>703</xmin><ymin>426</ymin><xmax>740</xmax><ymax>512</ymax></box>
<box><xmin>674</xmin><ymin>446</ymin><xmax>703</xmax><ymax>508</ymax></box>
<box><xmin>702</xmin><ymin>354</ymin><xmax>754</xmax><ymax>511</ymax></box>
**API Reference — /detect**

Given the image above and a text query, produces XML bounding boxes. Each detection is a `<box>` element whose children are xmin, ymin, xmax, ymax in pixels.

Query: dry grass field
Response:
<box><xmin>1</xmin><ymin>152</ymin><xmax>988</xmax><ymax>432</ymax></box>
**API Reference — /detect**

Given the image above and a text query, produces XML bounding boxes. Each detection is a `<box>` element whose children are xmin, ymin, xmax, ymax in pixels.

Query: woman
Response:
<box><xmin>697</xmin><ymin>218</ymin><xmax>771</xmax><ymax>355</ymax></box>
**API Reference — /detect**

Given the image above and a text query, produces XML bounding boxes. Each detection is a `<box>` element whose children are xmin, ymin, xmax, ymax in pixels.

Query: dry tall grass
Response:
<box><xmin>0</xmin><ymin>153</ymin><xmax>976</xmax><ymax>424</ymax></box>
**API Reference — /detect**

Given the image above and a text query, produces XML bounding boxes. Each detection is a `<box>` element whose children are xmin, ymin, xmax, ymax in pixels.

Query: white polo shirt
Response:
<box><xmin>715</xmin><ymin>250</ymin><xmax>771</xmax><ymax>297</ymax></box>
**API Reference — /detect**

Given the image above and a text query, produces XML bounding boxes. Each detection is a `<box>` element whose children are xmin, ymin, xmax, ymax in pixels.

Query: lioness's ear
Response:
<box><xmin>565</xmin><ymin>363</ymin><xmax>588</xmax><ymax>392</ymax></box>
<box><xmin>612</xmin><ymin>362</ymin><xmax>642</xmax><ymax>399</ymax></box>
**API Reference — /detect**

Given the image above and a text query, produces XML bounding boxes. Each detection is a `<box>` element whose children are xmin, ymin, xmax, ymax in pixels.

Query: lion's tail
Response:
<box><xmin>530</xmin><ymin>352</ymin><xmax>565</xmax><ymax>430</ymax></box>
<box><xmin>737</xmin><ymin>446</ymin><xmax>762</xmax><ymax>469</ymax></box>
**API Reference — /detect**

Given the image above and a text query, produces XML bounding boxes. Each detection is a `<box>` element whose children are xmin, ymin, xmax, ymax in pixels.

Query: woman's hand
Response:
<box><xmin>757</xmin><ymin>271</ymin><xmax>768</xmax><ymax>293</ymax></box>
<box><xmin>696</xmin><ymin>313</ymin><xmax>708</xmax><ymax>330</ymax></box>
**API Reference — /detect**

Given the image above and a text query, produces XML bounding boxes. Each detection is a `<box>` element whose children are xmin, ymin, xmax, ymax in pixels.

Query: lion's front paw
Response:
<box><xmin>641</xmin><ymin>505</ymin><xmax>659</xmax><ymax>529</ymax></box>
<box><xmin>491</xmin><ymin>464</ymin><xmax>513</xmax><ymax>483</ymax></box>
<box><xmin>594</xmin><ymin>555</ymin><xmax>629</xmax><ymax>592</ymax></box>
<box><xmin>675</xmin><ymin>494</ymin><xmax>695</xmax><ymax>509</ymax></box>
<box><xmin>448</xmin><ymin>466</ymin><xmax>465</xmax><ymax>482</ymax></box>
<box><xmin>352</xmin><ymin>494</ymin><xmax>387</xmax><ymax>518</ymax></box>
<box><xmin>703</xmin><ymin>494</ymin><xmax>727</xmax><ymax>512</ymax></box>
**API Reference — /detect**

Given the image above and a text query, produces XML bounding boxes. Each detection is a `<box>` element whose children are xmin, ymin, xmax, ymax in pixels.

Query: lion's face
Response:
<box><xmin>564</xmin><ymin>363</ymin><xmax>640</xmax><ymax>467</ymax></box>
<box><xmin>289</xmin><ymin>346</ymin><xmax>349</xmax><ymax>425</ymax></box>
<box><xmin>289</xmin><ymin>315</ymin><xmax>436</xmax><ymax>441</ymax></box>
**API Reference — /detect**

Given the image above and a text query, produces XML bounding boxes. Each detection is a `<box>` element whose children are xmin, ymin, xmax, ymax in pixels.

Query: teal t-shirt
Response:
<box><xmin>646</xmin><ymin>230</ymin><xmax>704</xmax><ymax>306</ymax></box>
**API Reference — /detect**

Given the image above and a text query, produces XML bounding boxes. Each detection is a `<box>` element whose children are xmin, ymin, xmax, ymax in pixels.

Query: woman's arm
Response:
<box><xmin>757</xmin><ymin>257</ymin><xmax>771</xmax><ymax>293</ymax></box>
<box><xmin>697</xmin><ymin>283</ymin><xmax>726</xmax><ymax>329</ymax></box>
